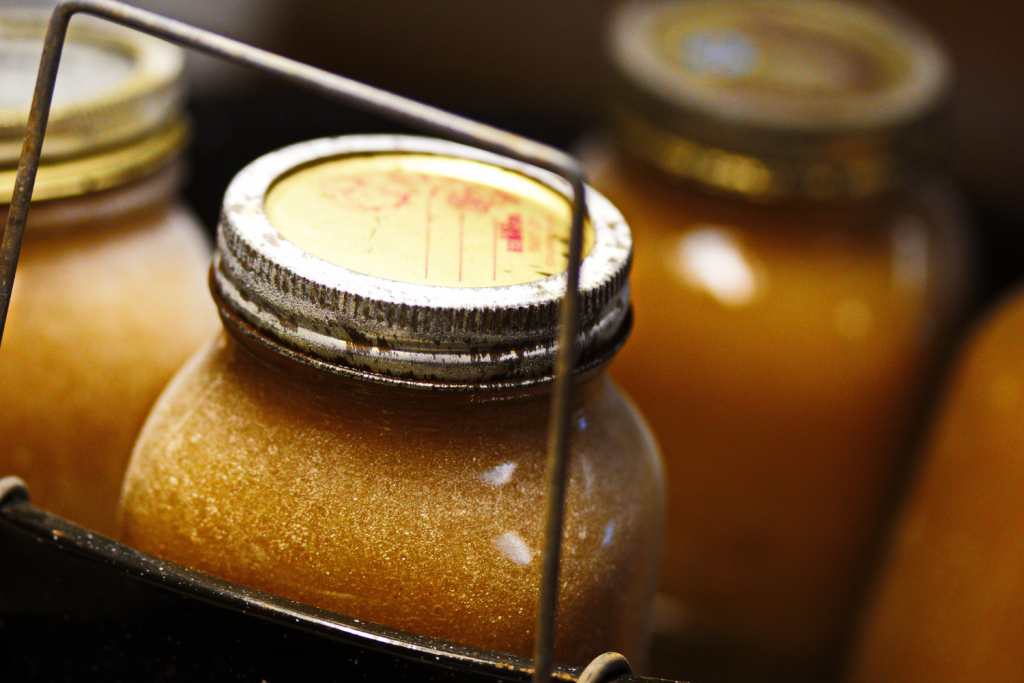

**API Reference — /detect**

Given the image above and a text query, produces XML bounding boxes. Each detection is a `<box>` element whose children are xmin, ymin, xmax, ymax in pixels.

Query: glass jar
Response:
<box><xmin>0</xmin><ymin>12</ymin><xmax>218</xmax><ymax>537</ymax></box>
<box><xmin>118</xmin><ymin>136</ymin><xmax>665</xmax><ymax>666</ymax></box>
<box><xmin>579</xmin><ymin>1</ymin><xmax>974</xmax><ymax>681</ymax></box>
<box><xmin>846</xmin><ymin>287</ymin><xmax>1024</xmax><ymax>683</ymax></box>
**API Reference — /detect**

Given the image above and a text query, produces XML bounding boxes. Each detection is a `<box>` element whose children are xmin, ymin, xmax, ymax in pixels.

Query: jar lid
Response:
<box><xmin>0</xmin><ymin>10</ymin><xmax>186</xmax><ymax>201</ymax></box>
<box><xmin>608</xmin><ymin>0</ymin><xmax>951</xmax><ymax>200</ymax></box>
<box><xmin>213</xmin><ymin>135</ymin><xmax>633</xmax><ymax>388</ymax></box>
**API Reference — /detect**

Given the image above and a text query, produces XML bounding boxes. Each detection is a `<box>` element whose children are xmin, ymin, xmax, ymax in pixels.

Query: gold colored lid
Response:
<box><xmin>0</xmin><ymin>10</ymin><xmax>187</xmax><ymax>201</ymax></box>
<box><xmin>215</xmin><ymin>136</ymin><xmax>632</xmax><ymax>388</ymax></box>
<box><xmin>608</xmin><ymin>0</ymin><xmax>951</xmax><ymax>200</ymax></box>
<box><xmin>265</xmin><ymin>153</ymin><xmax>595</xmax><ymax>289</ymax></box>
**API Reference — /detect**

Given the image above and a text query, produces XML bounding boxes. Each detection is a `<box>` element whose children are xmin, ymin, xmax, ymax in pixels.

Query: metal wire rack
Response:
<box><xmin>0</xmin><ymin>3</ymin><xmax>674</xmax><ymax>682</ymax></box>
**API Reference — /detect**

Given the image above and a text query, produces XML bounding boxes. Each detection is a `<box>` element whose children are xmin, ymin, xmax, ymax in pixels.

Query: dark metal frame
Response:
<box><xmin>2</xmin><ymin>475</ymin><xmax>664</xmax><ymax>683</ymax></box>
<box><xmin>0</xmin><ymin>2</ymin><xmax>629</xmax><ymax>682</ymax></box>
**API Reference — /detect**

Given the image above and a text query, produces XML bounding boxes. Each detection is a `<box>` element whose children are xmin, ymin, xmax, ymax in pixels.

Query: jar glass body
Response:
<box><xmin>580</xmin><ymin>141</ymin><xmax>974</xmax><ymax>681</ymax></box>
<box><xmin>118</xmin><ymin>329</ymin><xmax>666</xmax><ymax>667</ymax></box>
<box><xmin>0</xmin><ymin>165</ymin><xmax>218</xmax><ymax>536</ymax></box>
<box><xmin>847</xmin><ymin>287</ymin><xmax>1024</xmax><ymax>683</ymax></box>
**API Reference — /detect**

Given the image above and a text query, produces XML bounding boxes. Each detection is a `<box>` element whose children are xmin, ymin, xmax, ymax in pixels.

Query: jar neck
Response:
<box><xmin>217</xmin><ymin>301</ymin><xmax>612</xmax><ymax>413</ymax></box>
<box><xmin>211</xmin><ymin>261</ymin><xmax>629</xmax><ymax>397</ymax></box>
<box><xmin>609</xmin><ymin>96</ymin><xmax>944</xmax><ymax>204</ymax></box>
<box><xmin>0</xmin><ymin>160</ymin><xmax>183</xmax><ymax>236</ymax></box>
<box><xmin>607</xmin><ymin>144</ymin><xmax>923</xmax><ymax>224</ymax></box>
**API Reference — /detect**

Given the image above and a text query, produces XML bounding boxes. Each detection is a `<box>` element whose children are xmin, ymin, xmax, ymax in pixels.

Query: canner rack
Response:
<box><xmin>0</xmin><ymin>3</ymin><xmax>676</xmax><ymax>682</ymax></box>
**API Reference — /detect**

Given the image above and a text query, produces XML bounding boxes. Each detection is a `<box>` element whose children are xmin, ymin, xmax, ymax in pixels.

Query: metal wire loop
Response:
<box><xmin>0</xmin><ymin>3</ymin><xmax>589</xmax><ymax>682</ymax></box>
<box><xmin>0</xmin><ymin>476</ymin><xmax>30</xmax><ymax>508</ymax></box>
<box><xmin>577</xmin><ymin>652</ymin><xmax>634</xmax><ymax>683</ymax></box>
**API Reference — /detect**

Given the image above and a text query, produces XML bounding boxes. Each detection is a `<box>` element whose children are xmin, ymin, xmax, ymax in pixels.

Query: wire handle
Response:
<box><xmin>0</xmin><ymin>3</ymin><xmax>588</xmax><ymax>681</ymax></box>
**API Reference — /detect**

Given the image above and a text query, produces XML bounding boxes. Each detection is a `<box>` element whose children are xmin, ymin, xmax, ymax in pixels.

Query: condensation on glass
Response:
<box><xmin>578</xmin><ymin>1</ymin><xmax>975</xmax><ymax>681</ymax></box>
<box><xmin>0</xmin><ymin>10</ymin><xmax>217</xmax><ymax>537</ymax></box>
<box><xmin>117</xmin><ymin>135</ymin><xmax>665</xmax><ymax>667</ymax></box>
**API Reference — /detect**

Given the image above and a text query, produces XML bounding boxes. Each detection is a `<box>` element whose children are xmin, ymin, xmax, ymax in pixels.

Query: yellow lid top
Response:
<box><xmin>0</xmin><ymin>10</ymin><xmax>186</xmax><ymax>201</ymax></box>
<box><xmin>266</xmin><ymin>153</ymin><xmax>594</xmax><ymax>288</ymax></box>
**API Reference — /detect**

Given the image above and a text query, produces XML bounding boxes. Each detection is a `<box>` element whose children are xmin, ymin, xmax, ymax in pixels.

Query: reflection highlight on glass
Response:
<box><xmin>603</xmin><ymin>520</ymin><xmax>616</xmax><ymax>548</ymax></box>
<box><xmin>493</xmin><ymin>531</ymin><xmax>533</xmax><ymax>565</ymax></box>
<box><xmin>891</xmin><ymin>214</ymin><xmax>930</xmax><ymax>294</ymax></box>
<box><xmin>481</xmin><ymin>462</ymin><xmax>517</xmax><ymax>487</ymax></box>
<box><xmin>671</xmin><ymin>226</ymin><xmax>762</xmax><ymax>307</ymax></box>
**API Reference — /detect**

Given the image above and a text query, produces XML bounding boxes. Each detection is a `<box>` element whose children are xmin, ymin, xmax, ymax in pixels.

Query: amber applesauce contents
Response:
<box><xmin>118</xmin><ymin>136</ymin><xmax>664</xmax><ymax>666</ymax></box>
<box><xmin>583</xmin><ymin>2</ymin><xmax>974</xmax><ymax>681</ymax></box>
<box><xmin>120</xmin><ymin>333</ymin><xmax>662</xmax><ymax>663</ymax></box>
<box><xmin>846</xmin><ymin>288</ymin><xmax>1024</xmax><ymax>683</ymax></box>
<box><xmin>1</xmin><ymin>168</ymin><xmax>216</xmax><ymax>535</ymax></box>
<box><xmin>582</xmin><ymin>146</ymin><xmax>970</xmax><ymax>678</ymax></box>
<box><xmin>0</xmin><ymin>12</ymin><xmax>217</xmax><ymax>536</ymax></box>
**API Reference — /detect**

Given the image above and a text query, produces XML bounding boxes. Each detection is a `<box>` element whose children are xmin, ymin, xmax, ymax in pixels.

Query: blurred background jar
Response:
<box><xmin>845</xmin><ymin>285</ymin><xmax>1024</xmax><ymax>683</ymax></box>
<box><xmin>118</xmin><ymin>135</ymin><xmax>664</xmax><ymax>667</ymax></box>
<box><xmin>0</xmin><ymin>10</ymin><xmax>217</xmax><ymax>536</ymax></box>
<box><xmin>576</xmin><ymin>1</ymin><xmax>975</xmax><ymax>681</ymax></box>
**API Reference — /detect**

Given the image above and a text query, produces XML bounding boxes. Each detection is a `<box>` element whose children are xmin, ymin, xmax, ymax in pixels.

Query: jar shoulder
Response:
<box><xmin>123</xmin><ymin>335</ymin><xmax>664</xmax><ymax>525</ymax></box>
<box><xmin>580</xmin><ymin>139</ymin><xmax>971</xmax><ymax>289</ymax></box>
<box><xmin>581</xmin><ymin>138</ymin><xmax>971</xmax><ymax>246</ymax></box>
<box><xmin>582</xmin><ymin>139</ymin><xmax>975</xmax><ymax>383</ymax></box>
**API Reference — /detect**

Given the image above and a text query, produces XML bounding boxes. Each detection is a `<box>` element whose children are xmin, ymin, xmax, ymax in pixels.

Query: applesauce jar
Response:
<box><xmin>579</xmin><ymin>1</ymin><xmax>973</xmax><ymax>681</ymax></box>
<box><xmin>118</xmin><ymin>135</ymin><xmax>665</xmax><ymax>666</ymax></box>
<box><xmin>0</xmin><ymin>12</ymin><xmax>217</xmax><ymax>536</ymax></box>
<box><xmin>847</xmin><ymin>287</ymin><xmax>1024</xmax><ymax>683</ymax></box>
